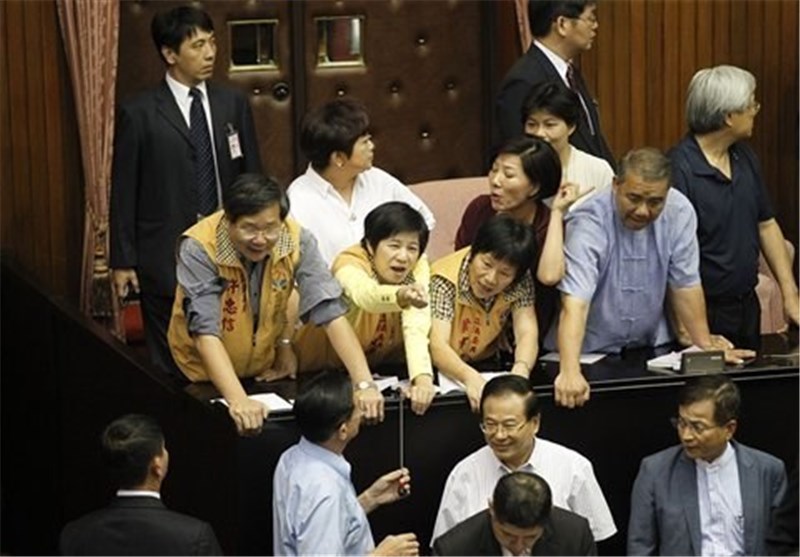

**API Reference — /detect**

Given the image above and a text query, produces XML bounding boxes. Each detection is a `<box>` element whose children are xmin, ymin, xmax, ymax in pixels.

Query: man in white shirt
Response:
<box><xmin>287</xmin><ymin>98</ymin><xmax>435</xmax><ymax>264</ymax></box>
<box><xmin>628</xmin><ymin>374</ymin><xmax>787</xmax><ymax>556</ymax></box>
<box><xmin>432</xmin><ymin>374</ymin><xmax>616</xmax><ymax>544</ymax></box>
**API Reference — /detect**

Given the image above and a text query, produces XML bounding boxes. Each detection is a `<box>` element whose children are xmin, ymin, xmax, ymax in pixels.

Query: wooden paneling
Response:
<box><xmin>117</xmin><ymin>1</ymin><xmax>486</xmax><ymax>185</ymax></box>
<box><xmin>493</xmin><ymin>0</ymin><xmax>798</xmax><ymax>248</ymax></box>
<box><xmin>2</xmin><ymin>0</ymin><xmax>796</xmax><ymax>304</ymax></box>
<box><xmin>0</xmin><ymin>0</ymin><xmax>83</xmax><ymax>301</ymax></box>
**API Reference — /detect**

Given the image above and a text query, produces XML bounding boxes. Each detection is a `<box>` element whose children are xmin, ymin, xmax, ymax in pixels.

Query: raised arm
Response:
<box><xmin>537</xmin><ymin>182</ymin><xmax>591</xmax><ymax>285</ymax></box>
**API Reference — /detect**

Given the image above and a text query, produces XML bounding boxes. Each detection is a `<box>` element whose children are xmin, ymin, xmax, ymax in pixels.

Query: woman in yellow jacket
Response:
<box><xmin>430</xmin><ymin>214</ymin><xmax>539</xmax><ymax>412</ymax></box>
<box><xmin>296</xmin><ymin>202</ymin><xmax>436</xmax><ymax>414</ymax></box>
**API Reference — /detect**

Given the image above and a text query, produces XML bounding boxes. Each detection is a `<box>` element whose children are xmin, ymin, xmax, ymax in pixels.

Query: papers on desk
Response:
<box><xmin>538</xmin><ymin>352</ymin><xmax>607</xmax><ymax>364</ymax></box>
<box><xmin>372</xmin><ymin>375</ymin><xmax>400</xmax><ymax>392</ymax></box>
<box><xmin>436</xmin><ymin>371</ymin><xmax>510</xmax><ymax>395</ymax></box>
<box><xmin>212</xmin><ymin>392</ymin><xmax>293</xmax><ymax>412</ymax></box>
<box><xmin>646</xmin><ymin>346</ymin><xmax>702</xmax><ymax>373</ymax></box>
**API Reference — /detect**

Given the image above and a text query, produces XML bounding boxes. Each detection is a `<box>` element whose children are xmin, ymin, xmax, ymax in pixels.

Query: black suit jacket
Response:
<box><xmin>432</xmin><ymin>507</ymin><xmax>597</xmax><ymax>556</ymax></box>
<box><xmin>110</xmin><ymin>80</ymin><xmax>262</xmax><ymax>295</ymax></box>
<box><xmin>59</xmin><ymin>496</ymin><xmax>221</xmax><ymax>556</ymax></box>
<box><xmin>495</xmin><ymin>44</ymin><xmax>615</xmax><ymax>168</ymax></box>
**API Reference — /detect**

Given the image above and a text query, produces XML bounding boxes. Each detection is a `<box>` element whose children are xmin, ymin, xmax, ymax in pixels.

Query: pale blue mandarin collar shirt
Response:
<box><xmin>273</xmin><ymin>437</ymin><xmax>374</xmax><ymax>556</ymax></box>
<box><xmin>696</xmin><ymin>443</ymin><xmax>745</xmax><ymax>556</ymax></box>
<box><xmin>544</xmin><ymin>187</ymin><xmax>701</xmax><ymax>353</ymax></box>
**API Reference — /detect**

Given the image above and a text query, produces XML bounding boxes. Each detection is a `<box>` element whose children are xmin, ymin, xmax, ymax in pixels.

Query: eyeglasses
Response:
<box><xmin>748</xmin><ymin>100</ymin><xmax>761</xmax><ymax>114</ymax></box>
<box><xmin>235</xmin><ymin>223</ymin><xmax>281</xmax><ymax>242</ymax></box>
<box><xmin>572</xmin><ymin>14</ymin><xmax>599</xmax><ymax>27</ymax></box>
<box><xmin>670</xmin><ymin>416</ymin><xmax>718</xmax><ymax>436</ymax></box>
<box><xmin>479</xmin><ymin>420</ymin><xmax>528</xmax><ymax>436</ymax></box>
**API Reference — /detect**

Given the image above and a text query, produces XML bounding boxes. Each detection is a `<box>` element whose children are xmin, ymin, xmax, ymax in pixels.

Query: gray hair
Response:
<box><xmin>686</xmin><ymin>65</ymin><xmax>756</xmax><ymax>134</ymax></box>
<box><xmin>616</xmin><ymin>147</ymin><xmax>671</xmax><ymax>184</ymax></box>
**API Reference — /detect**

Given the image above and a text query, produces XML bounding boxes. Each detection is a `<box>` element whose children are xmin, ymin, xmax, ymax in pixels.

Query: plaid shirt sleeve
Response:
<box><xmin>430</xmin><ymin>274</ymin><xmax>456</xmax><ymax>321</ymax></box>
<box><xmin>506</xmin><ymin>271</ymin><xmax>535</xmax><ymax>310</ymax></box>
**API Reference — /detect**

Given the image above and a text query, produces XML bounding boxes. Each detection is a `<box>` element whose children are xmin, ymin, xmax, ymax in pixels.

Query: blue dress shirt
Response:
<box><xmin>273</xmin><ymin>437</ymin><xmax>374</xmax><ymax>556</ymax></box>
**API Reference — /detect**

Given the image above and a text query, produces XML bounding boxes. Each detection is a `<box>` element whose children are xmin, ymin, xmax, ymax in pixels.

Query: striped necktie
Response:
<box><xmin>189</xmin><ymin>87</ymin><xmax>218</xmax><ymax>216</ymax></box>
<box><xmin>566</xmin><ymin>63</ymin><xmax>596</xmax><ymax>136</ymax></box>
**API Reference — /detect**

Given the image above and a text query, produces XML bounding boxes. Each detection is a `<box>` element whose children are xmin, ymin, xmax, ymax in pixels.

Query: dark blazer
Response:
<box><xmin>627</xmin><ymin>441</ymin><xmax>788</xmax><ymax>556</ymax></box>
<box><xmin>432</xmin><ymin>507</ymin><xmax>597</xmax><ymax>556</ymax></box>
<box><xmin>495</xmin><ymin>44</ymin><xmax>615</xmax><ymax>168</ymax></box>
<box><xmin>109</xmin><ymin>80</ymin><xmax>262</xmax><ymax>296</ymax></box>
<box><xmin>59</xmin><ymin>496</ymin><xmax>221</xmax><ymax>556</ymax></box>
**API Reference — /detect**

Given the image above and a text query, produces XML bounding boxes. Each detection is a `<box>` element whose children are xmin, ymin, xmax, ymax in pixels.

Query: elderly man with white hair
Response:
<box><xmin>669</xmin><ymin>65</ymin><xmax>799</xmax><ymax>350</ymax></box>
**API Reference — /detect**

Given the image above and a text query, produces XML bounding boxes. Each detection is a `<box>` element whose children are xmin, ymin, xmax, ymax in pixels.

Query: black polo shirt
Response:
<box><xmin>669</xmin><ymin>134</ymin><xmax>774</xmax><ymax>298</ymax></box>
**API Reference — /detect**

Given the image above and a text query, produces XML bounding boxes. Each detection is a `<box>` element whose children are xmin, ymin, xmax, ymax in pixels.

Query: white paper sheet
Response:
<box><xmin>436</xmin><ymin>371</ymin><xmax>510</xmax><ymax>394</ymax></box>
<box><xmin>646</xmin><ymin>346</ymin><xmax>702</xmax><ymax>372</ymax></box>
<box><xmin>212</xmin><ymin>392</ymin><xmax>293</xmax><ymax>412</ymax></box>
<box><xmin>538</xmin><ymin>352</ymin><xmax>607</xmax><ymax>364</ymax></box>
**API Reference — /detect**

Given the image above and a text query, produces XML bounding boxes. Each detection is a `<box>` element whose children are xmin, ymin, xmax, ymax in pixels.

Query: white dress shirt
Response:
<box><xmin>696</xmin><ymin>442</ymin><xmax>744</xmax><ymax>556</ymax></box>
<box><xmin>287</xmin><ymin>165</ymin><xmax>436</xmax><ymax>265</ymax></box>
<box><xmin>431</xmin><ymin>438</ymin><xmax>617</xmax><ymax>544</ymax></box>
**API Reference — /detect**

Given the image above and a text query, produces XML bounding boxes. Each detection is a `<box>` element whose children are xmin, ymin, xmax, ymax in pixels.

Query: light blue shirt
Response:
<box><xmin>696</xmin><ymin>443</ymin><xmax>745</xmax><ymax>556</ymax></box>
<box><xmin>273</xmin><ymin>437</ymin><xmax>374</xmax><ymax>556</ymax></box>
<box><xmin>544</xmin><ymin>187</ymin><xmax>700</xmax><ymax>353</ymax></box>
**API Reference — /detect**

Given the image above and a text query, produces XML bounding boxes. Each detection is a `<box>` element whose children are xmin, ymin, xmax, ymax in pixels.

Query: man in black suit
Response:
<box><xmin>59</xmin><ymin>414</ymin><xmax>221</xmax><ymax>556</ymax></box>
<box><xmin>110</xmin><ymin>6</ymin><xmax>262</xmax><ymax>376</ymax></box>
<box><xmin>495</xmin><ymin>0</ymin><xmax>614</xmax><ymax>168</ymax></box>
<box><xmin>432</xmin><ymin>471</ymin><xmax>596</xmax><ymax>556</ymax></box>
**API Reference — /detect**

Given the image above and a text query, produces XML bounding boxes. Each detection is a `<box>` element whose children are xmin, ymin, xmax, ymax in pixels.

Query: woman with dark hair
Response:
<box><xmin>455</xmin><ymin>136</ymin><xmax>580</xmax><ymax>341</ymax></box>
<box><xmin>287</xmin><ymin>98</ymin><xmax>435</xmax><ymax>265</ymax></box>
<box><xmin>431</xmin><ymin>215</ymin><xmax>539</xmax><ymax>412</ymax></box>
<box><xmin>295</xmin><ymin>202</ymin><xmax>436</xmax><ymax>415</ymax></box>
<box><xmin>523</xmin><ymin>80</ymin><xmax>614</xmax><ymax>209</ymax></box>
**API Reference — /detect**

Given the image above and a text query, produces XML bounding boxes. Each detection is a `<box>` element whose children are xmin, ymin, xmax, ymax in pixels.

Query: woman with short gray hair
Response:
<box><xmin>669</xmin><ymin>64</ymin><xmax>799</xmax><ymax>350</ymax></box>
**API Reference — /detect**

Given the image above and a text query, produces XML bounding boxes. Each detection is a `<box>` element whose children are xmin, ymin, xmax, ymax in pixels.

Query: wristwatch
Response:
<box><xmin>354</xmin><ymin>380</ymin><xmax>378</xmax><ymax>392</ymax></box>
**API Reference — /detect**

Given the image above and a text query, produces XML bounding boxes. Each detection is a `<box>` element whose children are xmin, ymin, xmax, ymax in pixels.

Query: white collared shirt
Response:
<box><xmin>116</xmin><ymin>489</ymin><xmax>161</xmax><ymax>500</ymax></box>
<box><xmin>534</xmin><ymin>41</ymin><xmax>571</xmax><ymax>87</ymax></box>
<box><xmin>696</xmin><ymin>442</ymin><xmax>745</xmax><ymax>556</ymax></box>
<box><xmin>431</xmin><ymin>438</ymin><xmax>617</xmax><ymax>544</ymax></box>
<box><xmin>287</xmin><ymin>165</ymin><xmax>436</xmax><ymax>265</ymax></box>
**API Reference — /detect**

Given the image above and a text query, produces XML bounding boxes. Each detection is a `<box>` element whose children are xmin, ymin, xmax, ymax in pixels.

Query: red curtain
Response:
<box><xmin>515</xmin><ymin>0</ymin><xmax>532</xmax><ymax>52</ymax></box>
<box><xmin>56</xmin><ymin>0</ymin><xmax>124</xmax><ymax>338</ymax></box>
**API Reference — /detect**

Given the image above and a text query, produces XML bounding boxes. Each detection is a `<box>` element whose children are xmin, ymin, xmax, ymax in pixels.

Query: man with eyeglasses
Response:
<box><xmin>432</xmin><ymin>472</ymin><xmax>596</xmax><ymax>556</ymax></box>
<box><xmin>431</xmin><ymin>375</ymin><xmax>615</xmax><ymax>545</ymax></box>
<box><xmin>669</xmin><ymin>65</ymin><xmax>799</xmax><ymax>350</ymax></box>
<box><xmin>168</xmin><ymin>173</ymin><xmax>384</xmax><ymax>436</ymax></box>
<box><xmin>495</xmin><ymin>0</ymin><xmax>615</xmax><ymax>169</ymax></box>
<box><xmin>628</xmin><ymin>374</ymin><xmax>787</xmax><ymax>556</ymax></box>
